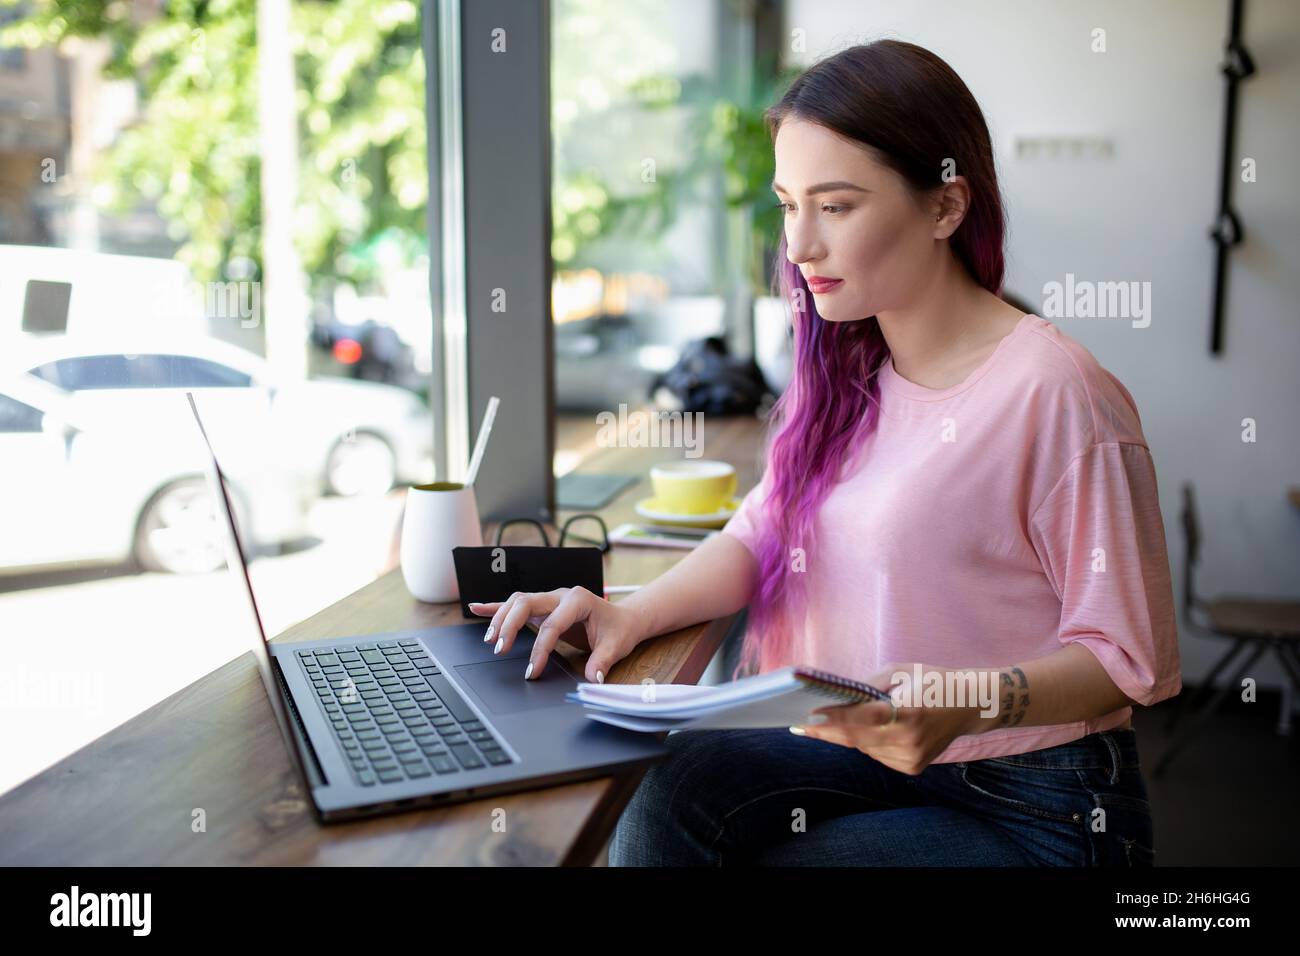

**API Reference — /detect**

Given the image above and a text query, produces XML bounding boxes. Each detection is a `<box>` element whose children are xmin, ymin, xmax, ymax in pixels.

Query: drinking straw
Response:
<box><xmin>465</xmin><ymin>395</ymin><xmax>499</xmax><ymax>487</ymax></box>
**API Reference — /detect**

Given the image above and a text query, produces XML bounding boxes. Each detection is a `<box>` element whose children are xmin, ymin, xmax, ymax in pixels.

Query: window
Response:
<box><xmin>0</xmin><ymin>395</ymin><xmax>45</xmax><ymax>433</ymax></box>
<box><xmin>0</xmin><ymin>0</ymin><xmax>436</xmax><ymax>806</ymax></box>
<box><xmin>30</xmin><ymin>356</ymin><xmax>130</xmax><ymax>391</ymax></box>
<box><xmin>549</xmin><ymin>0</ymin><xmax>767</xmax><ymax>477</ymax></box>
<box><xmin>28</xmin><ymin>355</ymin><xmax>254</xmax><ymax>390</ymax></box>
<box><xmin>133</xmin><ymin>356</ymin><xmax>254</xmax><ymax>389</ymax></box>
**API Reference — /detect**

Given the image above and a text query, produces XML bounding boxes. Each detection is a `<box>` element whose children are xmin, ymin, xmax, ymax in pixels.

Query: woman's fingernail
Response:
<box><xmin>525</xmin><ymin>661</ymin><xmax>534</xmax><ymax>680</ymax></box>
<box><xmin>494</xmin><ymin>637</ymin><xmax>504</xmax><ymax>654</ymax></box>
<box><xmin>596</xmin><ymin>670</ymin><xmax>605</xmax><ymax>683</ymax></box>
<box><xmin>789</xmin><ymin>726</ymin><xmax>807</xmax><ymax>735</ymax></box>
<box><xmin>484</xmin><ymin>625</ymin><xmax>494</xmax><ymax>642</ymax></box>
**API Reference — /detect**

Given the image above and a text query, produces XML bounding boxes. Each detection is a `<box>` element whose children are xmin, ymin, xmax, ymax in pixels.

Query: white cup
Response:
<box><xmin>400</xmin><ymin>482</ymin><xmax>484</xmax><ymax>603</ymax></box>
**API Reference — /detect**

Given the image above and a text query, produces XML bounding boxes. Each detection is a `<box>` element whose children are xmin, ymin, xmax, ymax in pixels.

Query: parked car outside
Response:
<box><xmin>13</xmin><ymin>335</ymin><xmax>435</xmax><ymax>498</ymax></box>
<box><xmin>0</xmin><ymin>372</ymin><xmax>314</xmax><ymax>575</ymax></box>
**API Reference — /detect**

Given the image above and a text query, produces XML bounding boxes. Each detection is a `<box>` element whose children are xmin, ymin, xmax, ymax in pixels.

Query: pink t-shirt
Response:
<box><xmin>721</xmin><ymin>313</ymin><xmax>1182</xmax><ymax>763</ymax></box>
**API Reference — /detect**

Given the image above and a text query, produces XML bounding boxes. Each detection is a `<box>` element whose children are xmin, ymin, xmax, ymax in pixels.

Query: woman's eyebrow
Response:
<box><xmin>771</xmin><ymin>180</ymin><xmax>870</xmax><ymax>196</ymax></box>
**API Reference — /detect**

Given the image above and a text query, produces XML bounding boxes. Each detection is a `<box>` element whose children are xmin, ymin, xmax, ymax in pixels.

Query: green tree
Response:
<box><xmin>548</xmin><ymin>0</ymin><xmax>794</xmax><ymax>294</ymax></box>
<box><xmin>0</xmin><ymin>0</ymin><xmax>427</xmax><ymax>288</ymax></box>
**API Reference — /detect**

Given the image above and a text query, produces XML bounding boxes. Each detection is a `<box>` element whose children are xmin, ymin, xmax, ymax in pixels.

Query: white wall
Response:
<box><xmin>783</xmin><ymin>0</ymin><xmax>1300</xmax><ymax>691</ymax></box>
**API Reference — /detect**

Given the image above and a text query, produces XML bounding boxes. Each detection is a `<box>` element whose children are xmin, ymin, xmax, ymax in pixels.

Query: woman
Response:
<box><xmin>469</xmin><ymin>40</ymin><xmax>1182</xmax><ymax>866</ymax></box>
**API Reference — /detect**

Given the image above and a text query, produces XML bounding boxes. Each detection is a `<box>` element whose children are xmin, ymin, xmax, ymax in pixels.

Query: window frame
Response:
<box><xmin>423</xmin><ymin>0</ymin><xmax>555</xmax><ymax>521</ymax></box>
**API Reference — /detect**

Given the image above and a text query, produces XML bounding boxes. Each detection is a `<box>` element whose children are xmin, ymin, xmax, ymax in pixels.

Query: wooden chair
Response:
<box><xmin>1154</xmin><ymin>483</ymin><xmax>1300</xmax><ymax>776</ymax></box>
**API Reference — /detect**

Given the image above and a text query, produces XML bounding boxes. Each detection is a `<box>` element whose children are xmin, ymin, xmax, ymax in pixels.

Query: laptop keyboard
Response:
<box><xmin>296</xmin><ymin>639</ymin><xmax>514</xmax><ymax>787</ymax></box>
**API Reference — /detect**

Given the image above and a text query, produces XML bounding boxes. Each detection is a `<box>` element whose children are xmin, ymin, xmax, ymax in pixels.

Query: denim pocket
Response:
<box><xmin>1074</xmin><ymin>767</ymin><xmax>1156</xmax><ymax>867</ymax></box>
<box><xmin>958</xmin><ymin>760</ymin><xmax>1085</xmax><ymax>825</ymax></box>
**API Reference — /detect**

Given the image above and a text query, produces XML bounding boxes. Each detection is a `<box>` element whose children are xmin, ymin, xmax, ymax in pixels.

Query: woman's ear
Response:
<box><xmin>933</xmin><ymin>176</ymin><xmax>972</xmax><ymax>238</ymax></box>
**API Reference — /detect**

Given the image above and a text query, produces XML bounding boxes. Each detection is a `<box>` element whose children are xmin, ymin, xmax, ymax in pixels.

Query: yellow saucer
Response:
<box><xmin>634</xmin><ymin>496</ymin><xmax>741</xmax><ymax>528</ymax></box>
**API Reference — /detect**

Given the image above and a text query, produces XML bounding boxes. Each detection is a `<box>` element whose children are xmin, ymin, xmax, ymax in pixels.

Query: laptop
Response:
<box><xmin>185</xmin><ymin>392</ymin><xmax>668</xmax><ymax>823</ymax></box>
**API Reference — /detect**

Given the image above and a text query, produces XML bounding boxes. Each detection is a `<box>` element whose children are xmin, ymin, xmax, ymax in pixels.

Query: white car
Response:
<box><xmin>0</xmin><ymin>372</ymin><xmax>315</xmax><ymax>575</ymax></box>
<box><xmin>13</xmin><ymin>335</ymin><xmax>436</xmax><ymax>498</ymax></box>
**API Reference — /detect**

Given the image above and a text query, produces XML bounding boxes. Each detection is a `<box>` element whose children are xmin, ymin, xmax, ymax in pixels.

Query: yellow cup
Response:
<box><xmin>650</xmin><ymin>460</ymin><xmax>737</xmax><ymax>515</ymax></box>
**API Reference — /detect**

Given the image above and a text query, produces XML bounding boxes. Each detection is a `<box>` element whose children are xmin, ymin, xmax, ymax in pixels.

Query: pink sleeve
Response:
<box><xmin>1028</xmin><ymin>441</ymin><xmax>1182</xmax><ymax>707</ymax></box>
<box><xmin>720</xmin><ymin>468</ymin><xmax>772</xmax><ymax>559</ymax></box>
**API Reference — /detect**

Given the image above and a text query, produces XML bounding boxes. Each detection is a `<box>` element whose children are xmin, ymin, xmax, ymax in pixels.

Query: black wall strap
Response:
<box><xmin>1209</xmin><ymin>0</ymin><xmax>1255</xmax><ymax>355</ymax></box>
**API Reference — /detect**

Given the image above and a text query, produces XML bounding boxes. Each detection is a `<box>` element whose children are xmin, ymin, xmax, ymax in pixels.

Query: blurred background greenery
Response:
<box><xmin>2</xmin><ymin>0</ymin><xmax>428</xmax><ymax>288</ymax></box>
<box><xmin>3</xmin><ymin>0</ymin><xmax>788</xmax><ymax>294</ymax></box>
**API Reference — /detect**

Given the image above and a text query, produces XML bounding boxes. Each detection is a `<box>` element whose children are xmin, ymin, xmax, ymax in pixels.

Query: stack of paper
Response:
<box><xmin>565</xmin><ymin>666</ymin><xmax>886</xmax><ymax>732</ymax></box>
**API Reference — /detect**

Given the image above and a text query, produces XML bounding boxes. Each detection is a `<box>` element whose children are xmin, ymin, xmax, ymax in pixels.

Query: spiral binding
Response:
<box><xmin>796</xmin><ymin>667</ymin><xmax>892</xmax><ymax>704</ymax></box>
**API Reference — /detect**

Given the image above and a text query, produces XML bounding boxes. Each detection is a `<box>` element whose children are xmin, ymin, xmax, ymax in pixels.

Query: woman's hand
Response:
<box><xmin>793</xmin><ymin>663</ymin><xmax>986</xmax><ymax>775</ymax></box>
<box><xmin>468</xmin><ymin>587</ymin><xmax>645</xmax><ymax>683</ymax></box>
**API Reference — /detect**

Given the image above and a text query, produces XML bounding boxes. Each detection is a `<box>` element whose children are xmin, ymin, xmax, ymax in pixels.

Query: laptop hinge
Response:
<box><xmin>273</xmin><ymin>657</ymin><xmax>328</xmax><ymax>789</ymax></box>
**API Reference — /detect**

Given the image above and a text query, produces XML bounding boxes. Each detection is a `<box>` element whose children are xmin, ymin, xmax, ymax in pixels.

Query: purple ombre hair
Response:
<box><xmin>732</xmin><ymin>40</ymin><xmax>1007</xmax><ymax>678</ymax></box>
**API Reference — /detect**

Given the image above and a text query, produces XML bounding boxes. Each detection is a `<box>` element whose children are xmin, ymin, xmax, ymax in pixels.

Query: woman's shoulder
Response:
<box><xmin>1002</xmin><ymin>314</ymin><xmax>1148</xmax><ymax>448</ymax></box>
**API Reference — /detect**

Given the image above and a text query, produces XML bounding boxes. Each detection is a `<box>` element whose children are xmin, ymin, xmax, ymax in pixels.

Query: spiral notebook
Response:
<box><xmin>564</xmin><ymin>666</ymin><xmax>894</xmax><ymax>732</ymax></box>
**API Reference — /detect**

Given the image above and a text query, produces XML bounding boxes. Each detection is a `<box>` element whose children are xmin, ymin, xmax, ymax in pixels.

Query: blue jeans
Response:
<box><xmin>607</xmin><ymin>727</ymin><xmax>1156</xmax><ymax>866</ymax></box>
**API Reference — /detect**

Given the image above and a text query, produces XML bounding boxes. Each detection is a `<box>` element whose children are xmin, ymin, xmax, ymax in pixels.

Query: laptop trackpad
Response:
<box><xmin>453</xmin><ymin>656</ymin><xmax>580</xmax><ymax>715</ymax></box>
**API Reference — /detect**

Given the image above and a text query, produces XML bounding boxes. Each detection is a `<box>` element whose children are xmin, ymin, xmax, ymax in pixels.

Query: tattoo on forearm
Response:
<box><xmin>998</xmin><ymin>666</ymin><xmax>1029</xmax><ymax>727</ymax></box>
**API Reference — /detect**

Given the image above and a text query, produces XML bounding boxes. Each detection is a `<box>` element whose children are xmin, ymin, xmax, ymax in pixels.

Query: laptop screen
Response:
<box><xmin>185</xmin><ymin>391</ymin><xmax>316</xmax><ymax>795</ymax></box>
